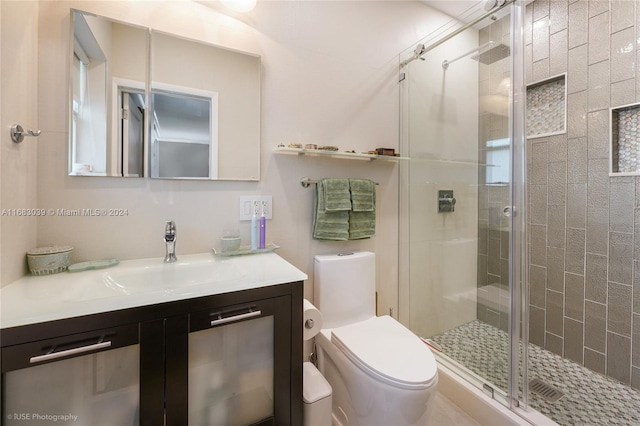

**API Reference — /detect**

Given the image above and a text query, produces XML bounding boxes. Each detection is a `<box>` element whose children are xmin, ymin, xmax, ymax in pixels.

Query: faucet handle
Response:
<box><xmin>164</xmin><ymin>220</ymin><xmax>176</xmax><ymax>241</ymax></box>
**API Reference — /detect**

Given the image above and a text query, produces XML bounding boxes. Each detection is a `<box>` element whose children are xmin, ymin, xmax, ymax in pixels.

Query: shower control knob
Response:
<box><xmin>438</xmin><ymin>190</ymin><xmax>456</xmax><ymax>213</ymax></box>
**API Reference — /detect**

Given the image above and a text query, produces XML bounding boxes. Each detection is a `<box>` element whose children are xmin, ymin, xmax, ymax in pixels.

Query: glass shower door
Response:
<box><xmin>399</xmin><ymin>0</ymin><xmax>526</xmax><ymax>409</ymax></box>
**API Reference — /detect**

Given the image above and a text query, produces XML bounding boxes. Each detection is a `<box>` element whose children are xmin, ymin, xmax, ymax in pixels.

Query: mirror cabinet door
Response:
<box><xmin>150</xmin><ymin>31</ymin><xmax>261</xmax><ymax>181</ymax></box>
<box><xmin>69</xmin><ymin>10</ymin><xmax>261</xmax><ymax>181</ymax></box>
<box><xmin>70</xmin><ymin>10</ymin><xmax>148</xmax><ymax>177</ymax></box>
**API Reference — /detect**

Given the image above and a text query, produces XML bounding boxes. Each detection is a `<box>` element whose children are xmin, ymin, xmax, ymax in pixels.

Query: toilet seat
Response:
<box><xmin>330</xmin><ymin>315</ymin><xmax>437</xmax><ymax>390</ymax></box>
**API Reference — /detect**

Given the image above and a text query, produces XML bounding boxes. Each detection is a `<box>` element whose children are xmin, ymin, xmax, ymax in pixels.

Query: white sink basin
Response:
<box><xmin>102</xmin><ymin>258</ymin><xmax>244</xmax><ymax>295</ymax></box>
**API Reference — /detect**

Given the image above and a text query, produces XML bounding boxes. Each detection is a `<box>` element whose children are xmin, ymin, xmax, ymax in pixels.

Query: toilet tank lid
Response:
<box><xmin>303</xmin><ymin>362</ymin><xmax>332</xmax><ymax>403</ymax></box>
<box><xmin>314</xmin><ymin>251</ymin><xmax>374</xmax><ymax>262</ymax></box>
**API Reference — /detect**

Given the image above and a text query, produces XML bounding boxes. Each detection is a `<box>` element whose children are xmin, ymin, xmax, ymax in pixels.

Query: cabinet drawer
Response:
<box><xmin>190</xmin><ymin>298</ymin><xmax>277</xmax><ymax>333</ymax></box>
<box><xmin>1</xmin><ymin>323</ymin><xmax>138</xmax><ymax>372</ymax></box>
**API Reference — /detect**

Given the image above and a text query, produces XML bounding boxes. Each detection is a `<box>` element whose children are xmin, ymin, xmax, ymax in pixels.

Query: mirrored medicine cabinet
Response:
<box><xmin>69</xmin><ymin>9</ymin><xmax>261</xmax><ymax>181</ymax></box>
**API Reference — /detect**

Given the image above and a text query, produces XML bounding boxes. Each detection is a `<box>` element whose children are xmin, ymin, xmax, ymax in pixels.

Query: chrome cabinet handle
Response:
<box><xmin>210</xmin><ymin>309</ymin><xmax>262</xmax><ymax>327</ymax></box>
<box><xmin>29</xmin><ymin>341</ymin><xmax>112</xmax><ymax>364</ymax></box>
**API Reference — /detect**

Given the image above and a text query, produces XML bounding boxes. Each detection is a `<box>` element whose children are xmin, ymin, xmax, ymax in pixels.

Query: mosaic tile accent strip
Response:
<box><xmin>526</xmin><ymin>76</ymin><xmax>566</xmax><ymax>138</ymax></box>
<box><xmin>613</xmin><ymin>105</ymin><xmax>640</xmax><ymax>173</ymax></box>
<box><xmin>430</xmin><ymin>320</ymin><xmax>640</xmax><ymax>426</ymax></box>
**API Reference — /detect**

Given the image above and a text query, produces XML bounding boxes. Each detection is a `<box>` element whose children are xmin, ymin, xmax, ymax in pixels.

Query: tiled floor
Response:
<box><xmin>429</xmin><ymin>320</ymin><xmax>640</xmax><ymax>426</ymax></box>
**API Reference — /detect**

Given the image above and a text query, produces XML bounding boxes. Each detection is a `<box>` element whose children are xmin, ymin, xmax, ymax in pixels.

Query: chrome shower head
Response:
<box><xmin>470</xmin><ymin>42</ymin><xmax>510</xmax><ymax>65</ymax></box>
<box><xmin>442</xmin><ymin>41</ymin><xmax>510</xmax><ymax>70</ymax></box>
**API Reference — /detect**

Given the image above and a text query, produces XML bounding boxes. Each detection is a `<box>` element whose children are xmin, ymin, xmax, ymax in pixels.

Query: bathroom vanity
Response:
<box><xmin>0</xmin><ymin>253</ymin><xmax>306</xmax><ymax>425</ymax></box>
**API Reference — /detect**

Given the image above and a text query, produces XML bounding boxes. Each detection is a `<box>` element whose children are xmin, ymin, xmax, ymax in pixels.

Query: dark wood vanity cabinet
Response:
<box><xmin>1</xmin><ymin>281</ymin><xmax>303</xmax><ymax>426</ymax></box>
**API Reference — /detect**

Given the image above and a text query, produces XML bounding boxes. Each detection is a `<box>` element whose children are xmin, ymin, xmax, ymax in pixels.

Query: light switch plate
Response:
<box><xmin>239</xmin><ymin>196</ymin><xmax>272</xmax><ymax>220</ymax></box>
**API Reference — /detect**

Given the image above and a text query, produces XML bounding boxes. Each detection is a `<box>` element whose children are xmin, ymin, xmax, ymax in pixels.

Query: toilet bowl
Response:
<box><xmin>313</xmin><ymin>252</ymin><xmax>438</xmax><ymax>426</ymax></box>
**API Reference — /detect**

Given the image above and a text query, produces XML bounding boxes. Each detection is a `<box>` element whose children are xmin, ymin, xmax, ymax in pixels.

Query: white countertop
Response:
<box><xmin>1</xmin><ymin>252</ymin><xmax>307</xmax><ymax>330</ymax></box>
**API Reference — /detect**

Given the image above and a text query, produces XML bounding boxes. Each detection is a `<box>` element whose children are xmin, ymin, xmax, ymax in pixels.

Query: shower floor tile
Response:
<box><xmin>429</xmin><ymin>320</ymin><xmax>640</xmax><ymax>426</ymax></box>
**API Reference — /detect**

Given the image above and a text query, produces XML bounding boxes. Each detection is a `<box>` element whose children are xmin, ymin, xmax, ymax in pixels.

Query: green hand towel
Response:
<box><xmin>322</xmin><ymin>178</ymin><xmax>352</xmax><ymax>211</ymax></box>
<box><xmin>348</xmin><ymin>179</ymin><xmax>376</xmax><ymax>239</ymax></box>
<box><xmin>313</xmin><ymin>179</ymin><xmax>349</xmax><ymax>240</ymax></box>
<box><xmin>349</xmin><ymin>179</ymin><xmax>375</xmax><ymax>212</ymax></box>
<box><xmin>349</xmin><ymin>210</ymin><xmax>376</xmax><ymax>239</ymax></box>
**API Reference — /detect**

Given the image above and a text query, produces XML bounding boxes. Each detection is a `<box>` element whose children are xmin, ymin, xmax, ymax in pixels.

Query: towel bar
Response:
<box><xmin>300</xmin><ymin>177</ymin><xmax>379</xmax><ymax>188</ymax></box>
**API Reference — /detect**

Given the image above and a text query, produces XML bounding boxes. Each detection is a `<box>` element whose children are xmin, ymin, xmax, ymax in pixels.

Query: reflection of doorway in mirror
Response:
<box><xmin>121</xmin><ymin>90</ymin><xmax>145</xmax><ymax>177</ymax></box>
<box><xmin>111</xmin><ymin>79</ymin><xmax>146</xmax><ymax>177</ymax></box>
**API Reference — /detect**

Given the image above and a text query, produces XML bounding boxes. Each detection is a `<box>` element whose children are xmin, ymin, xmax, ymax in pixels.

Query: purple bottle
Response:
<box><xmin>259</xmin><ymin>202</ymin><xmax>266</xmax><ymax>249</ymax></box>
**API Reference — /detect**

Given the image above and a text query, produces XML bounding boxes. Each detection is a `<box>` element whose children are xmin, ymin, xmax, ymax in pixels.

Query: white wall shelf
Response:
<box><xmin>273</xmin><ymin>146</ymin><xmax>409</xmax><ymax>161</ymax></box>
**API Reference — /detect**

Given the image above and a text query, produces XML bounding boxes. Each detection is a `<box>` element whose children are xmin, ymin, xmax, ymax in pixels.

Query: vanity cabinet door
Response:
<box><xmin>167</xmin><ymin>295</ymin><xmax>292</xmax><ymax>426</ymax></box>
<box><xmin>1</xmin><ymin>323</ymin><xmax>140</xmax><ymax>426</ymax></box>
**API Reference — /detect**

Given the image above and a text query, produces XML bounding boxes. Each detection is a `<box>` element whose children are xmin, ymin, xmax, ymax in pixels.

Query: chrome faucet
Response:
<box><xmin>164</xmin><ymin>220</ymin><xmax>177</xmax><ymax>263</ymax></box>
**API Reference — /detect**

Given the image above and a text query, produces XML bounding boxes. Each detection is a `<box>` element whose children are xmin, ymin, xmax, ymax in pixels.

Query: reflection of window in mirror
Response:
<box><xmin>149</xmin><ymin>86</ymin><xmax>219</xmax><ymax>179</ymax></box>
<box><xmin>485</xmin><ymin>138</ymin><xmax>510</xmax><ymax>184</ymax></box>
<box><xmin>71</xmin><ymin>13</ymin><xmax>107</xmax><ymax>176</ymax></box>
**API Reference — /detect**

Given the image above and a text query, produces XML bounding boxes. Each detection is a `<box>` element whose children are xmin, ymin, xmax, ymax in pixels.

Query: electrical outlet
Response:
<box><xmin>239</xmin><ymin>196</ymin><xmax>273</xmax><ymax>220</ymax></box>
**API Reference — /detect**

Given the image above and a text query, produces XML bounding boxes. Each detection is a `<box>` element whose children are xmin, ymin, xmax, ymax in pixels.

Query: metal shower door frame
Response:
<box><xmin>507</xmin><ymin>0</ymin><xmax>529</xmax><ymax>414</ymax></box>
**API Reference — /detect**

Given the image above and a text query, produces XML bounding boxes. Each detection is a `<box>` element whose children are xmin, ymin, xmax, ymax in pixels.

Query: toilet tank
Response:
<box><xmin>313</xmin><ymin>251</ymin><xmax>376</xmax><ymax>329</ymax></box>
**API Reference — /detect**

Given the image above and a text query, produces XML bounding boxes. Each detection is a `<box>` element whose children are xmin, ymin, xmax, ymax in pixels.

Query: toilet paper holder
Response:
<box><xmin>303</xmin><ymin>299</ymin><xmax>323</xmax><ymax>340</ymax></box>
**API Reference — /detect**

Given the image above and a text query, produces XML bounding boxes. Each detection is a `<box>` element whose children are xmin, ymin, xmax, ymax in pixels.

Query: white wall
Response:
<box><xmin>1</xmin><ymin>1</ymin><xmax>39</xmax><ymax>285</ymax></box>
<box><xmin>3</xmin><ymin>1</ymin><xmax>453</xmax><ymax>323</ymax></box>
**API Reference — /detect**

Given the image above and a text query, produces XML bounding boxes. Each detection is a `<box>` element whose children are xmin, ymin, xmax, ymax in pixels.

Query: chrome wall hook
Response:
<box><xmin>11</xmin><ymin>124</ymin><xmax>41</xmax><ymax>143</ymax></box>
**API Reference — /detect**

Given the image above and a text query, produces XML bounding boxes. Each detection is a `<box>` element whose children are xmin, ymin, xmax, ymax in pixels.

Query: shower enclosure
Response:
<box><xmin>399</xmin><ymin>0</ymin><xmax>640</xmax><ymax>424</ymax></box>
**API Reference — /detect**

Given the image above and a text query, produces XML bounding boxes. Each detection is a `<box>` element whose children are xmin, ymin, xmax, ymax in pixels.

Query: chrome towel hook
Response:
<box><xmin>11</xmin><ymin>124</ymin><xmax>41</xmax><ymax>143</ymax></box>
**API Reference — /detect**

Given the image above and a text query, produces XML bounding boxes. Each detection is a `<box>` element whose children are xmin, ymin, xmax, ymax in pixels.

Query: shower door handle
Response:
<box><xmin>503</xmin><ymin>206</ymin><xmax>515</xmax><ymax>217</ymax></box>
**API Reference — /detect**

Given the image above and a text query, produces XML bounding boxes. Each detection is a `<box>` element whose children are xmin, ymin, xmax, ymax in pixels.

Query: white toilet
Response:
<box><xmin>313</xmin><ymin>251</ymin><xmax>438</xmax><ymax>426</ymax></box>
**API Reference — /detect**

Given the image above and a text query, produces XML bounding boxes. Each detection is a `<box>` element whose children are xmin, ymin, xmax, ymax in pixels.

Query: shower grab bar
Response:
<box><xmin>399</xmin><ymin>0</ymin><xmax>514</xmax><ymax>68</ymax></box>
<box><xmin>300</xmin><ymin>177</ymin><xmax>379</xmax><ymax>188</ymax></box>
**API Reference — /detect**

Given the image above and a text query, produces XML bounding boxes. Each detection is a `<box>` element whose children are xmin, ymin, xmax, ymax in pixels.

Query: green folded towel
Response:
<box><xmin>322</xmin><ymin>178</ymin><xmax>352</xmax><ymax>211</ymax></box>
<box><xmin>313</xmin><ymin>179</ymin><xmax>349</xmax><ymax>240</ymax></box>
<box><xmin>348</xmin><ymin>179</ymin><xmax>376</xmax><ymax>239</ymax></box>
<box><xmin>349</xmin><ymin>210</ymin><xmax>375</xmax><ymax>239</ymax></box>
<box><xmin>348</xmin><ymin>210</ymin><xmax>376</xmax><ymax>239</ymax></box>
<box><xmin>349</xmin><ymin>179</ymin><xmax>375</xmax><ymax>212</ymax></box>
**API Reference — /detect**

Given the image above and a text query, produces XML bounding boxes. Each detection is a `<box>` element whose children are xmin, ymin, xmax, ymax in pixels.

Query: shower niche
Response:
<box><xmin>526</xmin><ymin>73</ymin><xmax>567</xmax><ymax>139</ymax></box>
<box><xmin>610</xmin><ymin>101</ymin><xmax>640</xmax><ymax>175</ymax></box>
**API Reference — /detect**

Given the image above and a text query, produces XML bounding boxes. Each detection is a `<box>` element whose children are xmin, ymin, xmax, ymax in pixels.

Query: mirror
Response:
<box><xmin>70</xmin><ymin>11</ymin><xmax>148</xmax><ymax>177</ymax></box>
<box><xmin>69</xmin><ymin>10</ymin><xmax>261</xmax><ymax>181</ymax></box>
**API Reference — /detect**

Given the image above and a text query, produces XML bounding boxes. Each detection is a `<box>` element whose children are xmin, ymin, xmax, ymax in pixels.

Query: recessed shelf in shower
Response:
<box><xmin>610</xmin><ymin>101</ymin><xmax>640</xmax><ymax>175</ymax></box>
<box><xmin>526</xmin><ymin>73</ymin><xmax>567</xmax><ymax>139</ymax></box>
